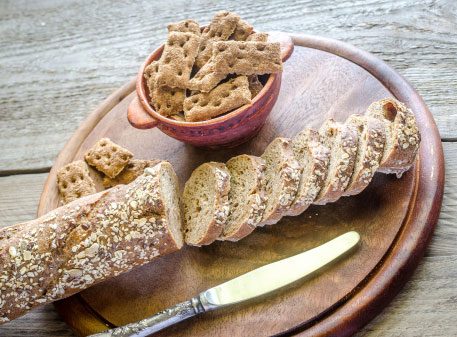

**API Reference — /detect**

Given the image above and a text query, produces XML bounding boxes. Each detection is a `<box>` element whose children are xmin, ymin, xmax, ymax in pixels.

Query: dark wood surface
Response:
<box><xmin>1</xmin><ymin>1</ymin><xmax>455</xmax><ymax>336</ymax></box>
<box><xmin>34</xmin><ymin>37</ymin><xmax>443</xmax><ymax>336</ymax></box>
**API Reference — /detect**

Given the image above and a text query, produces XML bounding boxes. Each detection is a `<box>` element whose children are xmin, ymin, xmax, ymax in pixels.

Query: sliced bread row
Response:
<box><xmin>181</xmin><ymin>98</ymin><xmax>421</xmax><ymax>246</ymax></box>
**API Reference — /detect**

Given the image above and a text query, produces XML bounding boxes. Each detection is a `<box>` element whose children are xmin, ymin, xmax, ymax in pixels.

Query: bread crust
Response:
<box><xmin>286</xmin><ymin>129</ymin><xmax>330</xmax><ymax>216</ymax></box>
<box><xmin>343</xmin><ymin>115</ymin><xmax>386</xmax><ymax>196</ymax></box>
<box><xmin>183</xmin><ymin>162</ymin><xmax>231</xmax><ymax>246</ymax></box>
<box><xmin>258</xmin><ymin>138</ymin><xmax>301</xmax><ymax>226</ymax></box>
<box><xmin>220</xmin><ymin>155</ymin><xmax>266</xmax><ymax>241</ymax></box>
<box><xmin>314</xmin><ymin>120</ymin><xmax>358</xmax><ymax>205</ymax></box>
<box><xmin>0</xmin><ymin>163</ymin><xmax>182</xmax><ymax>324</ymax></box>
<box><xmin>367</xmin><ymin>98</ymin><xmax>420</xmax><ymax>176</ymax></box>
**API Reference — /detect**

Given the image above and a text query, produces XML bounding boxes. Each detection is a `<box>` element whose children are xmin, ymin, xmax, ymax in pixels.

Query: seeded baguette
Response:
<box><xmin>286</xmin><ymin>129</ymin><xmax>330</xmax><ymax>216</ymax></box>
<box><xmin>258</xmin><ymin>138</ymin><xmax>301</xmax><ymax>226</ymax></box>
<box><xmin>343</xmin><ymin>115</ymin><xmax>386</xmax><ymax>196</ymax></box>
<box><xmin>182</xmin><ymin>162</ymin><xmax>231</xmax><ymax>246</ymax></box>
<box><xmin>367</xmin><ymin>98</ymin><xmax>420</xmax><ymax>176</ymax></box>
<box><xmin>0</xmin><ymin>162</ymin><xmax>183</xmax><ymax>324</ymax></box>
<box><xmin>219</xmin><ymin>155</ymin><xmax>266</xmax><ymax>241</ymax></box>
<box><xmin>314</xmin><ymin>119</ymin><xmax>358</xmax><ymax>205</ymax></box>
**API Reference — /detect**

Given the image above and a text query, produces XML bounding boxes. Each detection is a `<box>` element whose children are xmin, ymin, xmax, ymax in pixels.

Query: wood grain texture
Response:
<box><xmin>0</xmin><ymin>142</ymin><xmax>456</xmax><ymax>336</ymax></box>
<box><xmin>0</xmin><ymin>0</ymin><xmax>456</xmax><ymax>173</ymax></box>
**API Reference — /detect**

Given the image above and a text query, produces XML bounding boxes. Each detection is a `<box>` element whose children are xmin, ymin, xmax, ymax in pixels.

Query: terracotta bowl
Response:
<box><xmin>127</xmin><ymin>32</ymin><xmax>294</xmax><ymax>148</ymax></box>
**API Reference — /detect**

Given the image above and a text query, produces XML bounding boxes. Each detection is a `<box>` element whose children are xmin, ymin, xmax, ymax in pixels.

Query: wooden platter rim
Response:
<box><xmin>37</xmin><ymin>34</ymin><xmax>445</xmax><ymax>337</ymax></box>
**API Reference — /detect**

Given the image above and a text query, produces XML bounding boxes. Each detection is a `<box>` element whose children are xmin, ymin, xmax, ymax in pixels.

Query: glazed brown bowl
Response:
<box><xmin>127</xmin><ymin>32</ymin><xmax>294</xmax><ymax>148</ymax></box>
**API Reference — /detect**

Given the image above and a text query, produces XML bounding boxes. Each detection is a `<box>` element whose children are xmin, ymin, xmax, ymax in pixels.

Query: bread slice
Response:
<box><xmin>182</xmin><ymin>162</ymin><xmax>231</xmax><ymax>246</ymax></box>
<box><xmin>219</xmin><ymin>155</ymin><xmax>266</xmax><ymax>241</ymax></box>
<box><xmin>314</xmin><ymin>119</ymin><xmax>358</xmax><ymax>205</ymax></box>
<box><xmin>343</xmin><ymin>115</ymin><xmax>386</xmax><ymax>196</ymax></box>
<box><xmin>367</xmin><ymin>98</ymin><xmax>420</xmax><ymax>176</ymax></box>
<box><xmin>286</xmin><ymin>129</ymin><xmax>331</xmax><ymax>216</ymax></box>
<box><xmin>257</xmin><ymin>138</ymin><xmax>301</xmax><ymax>226</ymax></box>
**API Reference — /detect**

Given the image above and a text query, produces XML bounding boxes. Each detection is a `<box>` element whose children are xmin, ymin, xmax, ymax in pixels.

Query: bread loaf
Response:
<box><xmin>0</xmin><ymin>162</ymin><xmax>183</xmax><ymax>324</ymax></box>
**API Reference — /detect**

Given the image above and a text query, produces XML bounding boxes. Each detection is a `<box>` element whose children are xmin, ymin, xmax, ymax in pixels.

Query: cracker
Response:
<box><xmin>145</xmin><ymin>61</ymin><xmax>185</xmax><ymax>116</ymax></box>
<box><xmin>84</xmin><ymin>138</ymin><xmax>133</xmax><ymax>179</ymax></box>
<box><xmin>102</xmin><ymin>159</ymin><xmax>162</xmax><ymax>188</ymax></box>
<box><xmin>212</xmin><ymin>41</ymin><xmax>282</xmax><ymax>75</ymax></box>
<box><xmin>155</xmin><ymin>32</ymin><xmax>201</xmax><ymax>89</ymax></box>
<box><xmin>195</xmin><ymin>11</ymin><xmax>239</xmax><ymax>68</ymax></box>
<box><xmin>247</xmin><ymin>32</ymin><xmax>268</xmax><ymax>42</ymax></box>
<box><xmin>57</xmin><ymin>160</ymin><xmax>96</xmax><ymax>204</ymax></box>
<box><xmin>232</xmin><ymin>19</ymin><xmax>253</xmax><ymax>41</ymax></box>
<box><xmin>167</xmin><ymin>19</ymin><xmax>201</xmax><ymax>35</ymax></box>
<box><xmin>248</xmin><ymin>75</ymin><xmax>263</xmax><ymax>98</ymax></box>
<box><xmin>188</xmin><ymin>61</ymin><xmax>226</xmax><ymax>92</ymax></box>
<box><xmin>184</xmin><ymin>76</ymin><xmax>251</xmax><ymax>122</ymax></box>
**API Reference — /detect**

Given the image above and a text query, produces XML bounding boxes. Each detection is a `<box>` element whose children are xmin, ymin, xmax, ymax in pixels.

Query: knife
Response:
<box><xmin>90</xmin><ymin>231</ymin><xmax>360</xmax><ymax>337</ymax></box>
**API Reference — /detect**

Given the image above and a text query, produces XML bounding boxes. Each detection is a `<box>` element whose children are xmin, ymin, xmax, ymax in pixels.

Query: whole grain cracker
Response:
<box><xmin>212</xmin><ymin>41</ymin><xmax>282</xmax><ymax>75</ymax></box>
<box><xmin>246</xmin><ymin>32</ymin><xmax>269</xmax><ymax>42</ymax></box>
<box><xmin>167</xmin><ymin>19</ymin><xmax>201</xmax><ymax>35</ymax></box>
<box><xmin>232</xmin><ymin>19</ymin><xmax>253</xmax><ymax>41</ymax></box>
<box><xmin>188</xmin><ymin>61</ymin><xmax>226</xmax><ymax>92</ymax></box>
<box><xmin>248</xmin><ymin>75</ymin><xmax>263</xmax><ymax>98</ymax></box>
<box><xmin>145</xmin><ymin>61</ymin><xmax>185</xmax><ymax>116</ymax></box>
<box><xmin>155</xmin><ymin>32</ymin><xmax>201</xmax><ymax>89</ymax></box>
<box><xmin>184</xmin><ymin>76</ymin><xmax>251</xmax><ymax>122</ymax></box>
<box><xmin>102</xmin><ymin>159</ymin><xmax>162</xmax><ymax>188</ymax></box>
<box><xmin>195</xmin><ymin>11</ymin><xmax>239</xmax><ymax>68</ymax></box>
<box><xmin>168</xmin><ymin>113</ymin><xmax>186</xmax><ymax>121</ymax></box>
<box><xmin>57</xmin><ymin>160</ymin><xmax>96</xmax><ymax>204</ymax></box>
<box><xmin>84</xmin><ymin>138</ymin><xmax>133</xmax><ymax>179</ymax></box>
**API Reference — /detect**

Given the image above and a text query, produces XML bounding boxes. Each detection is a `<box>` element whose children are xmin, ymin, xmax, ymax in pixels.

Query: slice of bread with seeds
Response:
<box><xmin>286</xmin><ymin>129</ymin><xmax>331</xmax><ymax>216</ymax></box>
<box><xmin>182</xmin><ymin>162</ymin><xmax>231</xmax><ymax>246</ymax></box>
<box><xmin>314</xmin><ymin>119</ymin><xmax>358</xmax><ymax>205</ymax></box>
<box><xmin>367</xmin><ymin>98</ymin><xmax>420</xmax><ymax>176</ymax></box>
<box><xmin>257</xmin><ymin>138</ymin><xmax>301</xmax><ymax>226</ymax></box>
<box><xmin>343</xmin><ymin>115</ymin><xmax>386</xmax><ymax>196</ymax></box>
<box><xmin>219</xmin><ymin>155</ymin><xmax>266</xmax><ymax>241</ymax></box>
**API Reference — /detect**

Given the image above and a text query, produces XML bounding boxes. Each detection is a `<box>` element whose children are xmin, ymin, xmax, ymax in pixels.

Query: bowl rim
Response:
<box><xmin>136</xmin><ymin>44</ymin><xmax>279</xmax><ymax>127</ymax></box>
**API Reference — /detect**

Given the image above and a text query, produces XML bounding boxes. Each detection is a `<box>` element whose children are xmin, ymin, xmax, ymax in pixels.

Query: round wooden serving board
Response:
<box><xmin>38</xmin><ymin>34</ymin><xmax>444</xmax><ymax>337</ymax></box>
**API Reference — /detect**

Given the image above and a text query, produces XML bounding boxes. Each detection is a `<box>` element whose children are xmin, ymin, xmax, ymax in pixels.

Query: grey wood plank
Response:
<box><xmin>0</xmin><ymin>142</ymin><xmax>455</xmax><ymax>336</ymax></box>
<box><xmin>0</xmin><ymin>0</ymin><xmax>456</xmax><ymax>172</ymax></box>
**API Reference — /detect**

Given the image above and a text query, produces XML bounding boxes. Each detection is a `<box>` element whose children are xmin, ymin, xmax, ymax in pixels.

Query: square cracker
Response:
<box><xmin>194</xmin><ymin>11</ymin><xmax>239</xmax><ymax>68</ymax></box>
<box><xmin>212</xmin><ymin>41</ymin><xmax>282</xmax><ymax>75</ymax></box>
<box><xmin>184</xmin><ymin>76</ymin><xmax>251</xmax><ymax>122</ymax></box>
<box><xmin>84</xmin><ymin>138</ymin><xmax>133</xmax><ymax>178</ymax></box>
<box><xmin>102</xmin><ymin>159</ymin><xmax>162</xmax><ymax>188</ymax></box>
<box><xmin>246</xmin><ymin>32</ymin><xmax>268</xmax><ymax>42</ymax></box>
<box><xmin>155</xmin><ymin>32</ymin><xmax>201</xmax><ymax>89</ymax></box>
<box><xmin>232</xmin><ymin>19</ymin><xmax>253</xmax><ymax>41</ymax></box>
<box><xmin>145</xmin><ymin>61</ymin><xmax>185</xmax><ymax>116</ymax></box>
<box><xmin>167</xmin><ymin>19</ymin><xmax>201</xmax><ymax>35</ymax></box>
<box><xmin>188</xmin><ymin>61</ymin><xmax>226</xmax><ymax>92</ymax></box>
<box><xmin>248</xmin><ymin>75</ymin><xmax>263</xmax><ymax>98</ymax></box>
<box><xmin>57</xmin><ymin>160</ymin><xmax>96</xmax><ymax>204</ymax></box>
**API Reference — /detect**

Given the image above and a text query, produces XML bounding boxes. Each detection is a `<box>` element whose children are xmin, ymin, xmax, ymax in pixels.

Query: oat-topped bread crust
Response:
<box><xmin>286</xmin><ymin>129</ymin><xmax>331</xmax><ymax>216</ymax></box>
<box><xmin>195</xmin><ymin>11</ymin><xmax>240</xmax><ymax>68</ymax></box>
<box><xmin>367</xmin><ymin>98</ymin><xmax>421</xmax><ymax>176</ymax></box>
<box><xmin>57</xmin><ymin>160</ymin><xmax>96</xmax><ymax>204</ymax></box>
<box><xmin>84</xmin><ymin>138</ymin><xmax>133</xmax><ymax>179</ymax></box>
<box><xmin>182</xmin><ymin>162</ymin><xmax>231</xmax><ymax>246</ymax></box>
<box><xmin>343</xmin><ymin>115</ymin><xmax>386</xmax><ymax>196</ymax></box>
<box><xmin>258</xmin><ymin>137</ymin><xmax>301</xmax><ymax>226</ymax></box>
<box><xmin>219</xmin><ymin>155</ymin><xmax>266</xmax><ymax>241</ymax></box>
<box><xmin>314</xmin><ymin>119</ymin><xmax>358</xmax><ymax>205</ymax></box>
<box><xmin>0</xmin><ymin>162</ymin><xmax>182</xmax><ymax>324</ymax></box>
<box><xmin>102</xmin><ymin>159</ymin><xmax>162</xmax><ymax>188</ymax></box>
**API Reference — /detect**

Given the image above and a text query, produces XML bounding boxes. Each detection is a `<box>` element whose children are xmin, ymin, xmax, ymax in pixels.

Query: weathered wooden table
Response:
<box><xmin>0</xmin><ymin>1</ymin><xmax>455</xmax><ymax>336</ymax></box>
